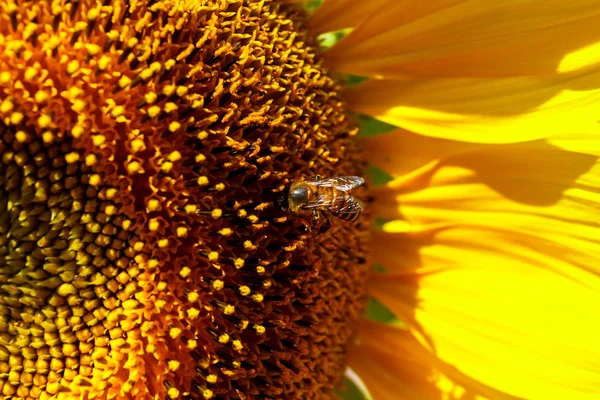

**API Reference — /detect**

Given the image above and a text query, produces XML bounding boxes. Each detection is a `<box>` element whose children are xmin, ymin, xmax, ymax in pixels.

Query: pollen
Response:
<box><xmin>9</xmin><ymin>111</ymin><xmax>23</xmax><ymax>125</ymax></box>
<box><xmin>176</xmin><ymin>226</ymin><xmax>189</xmax><ymax>237</ymax></box>
<box><xmin>168</xmin><ymin>151</ymin><xmax>182</xmax><ymax>162</ymax></box>
<box><xmin>147</xmin><ymin>199</ymin><xmax>161</xmax><ymax>211</ymax></box>
<box><xmin>169</xmin><ymin>327</ymin><xmax>183</xmax><ymax>339</ymax></box>
<box><xmin>0</xmin><ymin>0</ymin><xmax>368</xmax><ymax>399</ymax></box>
<box><xmin>118</xmin><ymin>76</ymin><xmax>132</xmax><ymax>89</ymax></box>
<box><xmin>0</xmin><ymin>98</ymin><xmax>13</xmax><ymax>113</ymax></box>
<box><xmin>65</xmin><ymin>151</ymin><xmax>80</xmax><ymax>164</ymax></box>
<box><xmin>212</xmin><ymin>280</ymin><xmax>224</xmax><ymax>291</ymax></box>
<box><xmin>169</xmin><ymin>121</ymin><xmax>181</xmax><ymax>133</ymax></box>
<box><xmin>14</xmin><ymin>130</ymin><xmax>28</xmax><ymax>143</ymax></box>
<box><xmin>42</xmin><ymin>130</ymin><xmax>54</xmax><ymax>143</ymax></box>
<box><xmin>85</xmin><ymin>154</ymin><xmax>97</xmax><ymax>166</ymax></box>
<box><xmin>130</xmin><ymin>138</ymin><xmax>145</xmax><ymax>153</ymax></box>
<box><xmin>92</xmin><ymin>134</ymin><xmax>106</xmax><ymax>146</ymax></box>
<box><xmin>185</xmin><ymin>204</ymin><xmax>197</xmax><ymax>214</ymax></box>
<box><xmin>164</xmin><ymin>102</ymin><xmax>178</xmax><ymax>113</ymax></box>
<box><xmin>239</xmin><ymin>286</ymin><xmax>251</xmax><ymax>296</ymax></box>
<box><xmin>0</xmin><ymin>71</ymin><xmax>11</xmax><ymax>83</ymax></box>
<box><xmin>224</xmin><ymin>305</ymin><xmax>236</xmax><ymax>316</ymax></box>
<box><xmin>218</xmin><ymin>227</ymin><xmax>233</xmax><ymax>236</ymax></box>
<box><xmin>254</xmin><ymin>325</ymin><xmax>266</xmax><ymax>335</ymax></box>
<box><xmin>179</xmin><ymin>266</ymin><xmax>192</xmax><ymax>278</ymax></box>
<box><xmin>72</xmin><ymin>99</ymin><xmax>87</xmax><ymax>112</ymax></box>
<box><xmin>252</xmin><ymin>293</ymin><xmax>264</xmax><ymax>303</ymax></box>
<box><xmin>38</xmin><ymin>114</ymin><xmax>53</xmax><ymax>128</ymax></box>
<box><xmin>148</xmin><ymin>218</ymin><xmax>160</xmax><ymax>231</ymax></box>
<box><xmin>232</xmin><ymin>340</ymin><xmax>243</xmax><ymax>352</ymax></box>
<box><xmin>218</xmin><ymin>334</ymin><xmax>230</xmax><ymax>344</ymax></box>
<box><xmin>88</xmin><ymin>174</ymin><xmax>102</xmax><ymax>186</ymax></box>
<box><xmin>147</xmin><ymin>105</ymin><xmax>161</xmax><ymax>118</ymax></box>
<box><xmin>85</xmin><ymin>43</ymin><xmax>101</xmax><ymax>57</ymax></box>
<box><xmin>71</xmin><ymin>125</ymin><xmax>85</xmax><ymax>139</ymax></box>
<box><xmin>66</xmin><ymin>59</ymin><xmax>80</xmax><ymax>75</ymax></box>
<box><xmin>187</xmin><ymin>308</ymin><xmax>200</xmax><ymax>319</ymax></box>
<box><xmin>126</xmin><ymin>160</ymin><xmax>143</xmax><ymax>174</ymax></box>
<box><xmin>110</xmin><ymin>105</ymin><xmax>126</xmax><ymax>118</ymax></box>
<box><xmin>187</xmin><ymin>291</ymin><xmax>200</xmax><ymax>303</ymax></box>
<box><xmin>197</xmin><ymin>176</ymin><xmax>209</xmax><ymax>186</ymax></box>
<box><xmin>98</xmin><ymin>55</ymin><xmax>111</xmax><ymax>70</ymax></box>
<box><xmin>187</xmin><ymin>339</ymin><xmax>198</xmax><ymax>350</ymax></box>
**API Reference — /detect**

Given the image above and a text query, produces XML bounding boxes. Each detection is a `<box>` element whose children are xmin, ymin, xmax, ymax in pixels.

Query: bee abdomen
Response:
<box><xmin>333</xmin><ymin>211</ymin><xmax>360</xmax><ymax>222</ymax></box>
<box><xmin>331</xmin><ymin>194</ymin><xmax>363</xmax><ymax>222</ymax></box>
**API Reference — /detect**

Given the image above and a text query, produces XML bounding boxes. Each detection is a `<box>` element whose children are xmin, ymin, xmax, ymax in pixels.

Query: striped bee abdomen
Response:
<box><xmin>331</xmin><ymin>189</ymin><xmax>364</xmax><ymax>222</ymax></box>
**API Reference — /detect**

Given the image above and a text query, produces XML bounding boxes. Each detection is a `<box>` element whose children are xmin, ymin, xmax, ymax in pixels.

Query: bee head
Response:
<box><xmin>289</xmin><ymin>185</ymin><xmax>309</xmax><ymax>204</ymax></box>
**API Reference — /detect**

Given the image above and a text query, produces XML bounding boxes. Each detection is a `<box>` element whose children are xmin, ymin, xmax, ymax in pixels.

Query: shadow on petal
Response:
<box><xmin>440</xmin><ymin>141</ymin><xmax>598</xmax><ymax>206</ymax></box>
<box><xmin>366</xmin><ymin>139</ymin><xmax>600</xmax><ymax>398</ymax></box>
<box><xmin>349</xmin><ymin>319</ymin><xmax>525</xmax><ymax>399</ymax></box>
<box><xmin>346</xmin><ymin>67</ymin><xmax>600</xmax><ymax>143</ymax></box>
<box><xmin>324</xmin><ymin>0</ymin><xmax>600</xmax><ymax>79</ymax></box>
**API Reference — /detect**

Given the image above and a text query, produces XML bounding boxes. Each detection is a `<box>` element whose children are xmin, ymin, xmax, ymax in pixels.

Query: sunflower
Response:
<box><xmin>0</xmin><ymin>0</ymin><xmax>599</xmax><ymax>400</ymax></box>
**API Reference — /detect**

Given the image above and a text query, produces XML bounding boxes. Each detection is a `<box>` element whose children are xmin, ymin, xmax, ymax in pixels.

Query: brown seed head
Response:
<box><xmin>0</xmin><ymin>0</ymin><xmax>369</xmax><ymax>399</ymax></box>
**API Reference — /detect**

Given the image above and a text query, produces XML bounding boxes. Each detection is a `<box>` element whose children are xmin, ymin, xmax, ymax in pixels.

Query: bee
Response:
<box><xmin>287</xmin><ymin>176</ymin><xmax>365</xmax><ymax>231</ymax></box>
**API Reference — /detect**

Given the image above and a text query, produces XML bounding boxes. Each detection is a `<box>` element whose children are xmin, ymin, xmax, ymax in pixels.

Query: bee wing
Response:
<box><xmin>308</xmin><ymin>176</ymin><xmax>365</xmax><ymax>192</ymax></box>
<box><xmin>300</xmin><ymin>194</ymin><xmax>335</xmax><ymax>210</ymax></box>
<box><xmin>335</xmin><ymin>196</ymin><xmax>365</xmax><ymax>214</ymax></box>
<box><xmin>303</xmin><ymin>194</ymin><xmax>365</xmax><ymax>222</ymax></box>
<box><xmin>301</xmin><ymin>193</ymin><xmax>365</xmax><ymax>214</ymax></box>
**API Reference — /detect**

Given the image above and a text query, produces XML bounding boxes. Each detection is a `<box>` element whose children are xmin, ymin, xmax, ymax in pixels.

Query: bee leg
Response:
<box><xmin>312</xmin><ymin>210</ymin><xmax>319</xmax><ymax>220</ymax></box>
<box><xmin>319</xmin><ymin>212</ymin><xmax>331</xmax><ymax>234</ymax></box>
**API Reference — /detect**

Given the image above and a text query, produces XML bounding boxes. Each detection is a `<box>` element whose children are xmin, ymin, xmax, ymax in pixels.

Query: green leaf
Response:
<box><xmin>358</xmin><ymin>114</ymin><xmax>397</xmax><ymax>137</ymax></box>
<box><xmin>336</xmin><ymin>377</ymin><xmax>369</xmax><ymax>400</ymax></box>
<box><xmin>366</xmin><ymin>164</ymin><xmax>393</xmax><ymax>187</ymax></box>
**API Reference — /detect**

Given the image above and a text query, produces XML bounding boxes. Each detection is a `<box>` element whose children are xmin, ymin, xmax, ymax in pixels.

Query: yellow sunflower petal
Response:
<box><xmin>548</xmin><ymin>132</ymin><xmax>600</xmax><ymax>157</ymax></box>
<box><xmin>369</xmin><ymin>143</ymin><xmax>600</xmax><ymax>399</ymax></box>
<box><xmin>346</xmin><ymin>69</ymin><xmax>600</xmax><ymax>143</ymax></box>
<box><xmin>363</xmin><ymin>129</ymin><xmax>600</xmax><ymax>180</ymax></box>
<box><xmin>362</xmin><ymin>129</ymin><xmax>482</xmax><ymax>177</ymax></box>
<box><xmin>348</xmin><ymin>319</ymin><xmax>441</xmax><ymax>400</ymax></box>
<box><xmin>325</xmin><ymin>0</ymin><xmax>600</xmax><ymax>78</ymax></box>
<box><xmin>350</xmin><ymin>319</ymin><xmax>519</xmax><ymax>399</ymax></box>
<box><xmin>307</xmin><ymin>0</ymin><xmax>385</xmax><ymax>35</ymax></box>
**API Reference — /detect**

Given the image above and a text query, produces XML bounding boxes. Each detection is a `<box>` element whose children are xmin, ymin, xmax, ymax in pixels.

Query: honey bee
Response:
<box><xmin>287</xmin><ymin>176</ymin><xmax>365</xmax><ymax>231</ymax></box>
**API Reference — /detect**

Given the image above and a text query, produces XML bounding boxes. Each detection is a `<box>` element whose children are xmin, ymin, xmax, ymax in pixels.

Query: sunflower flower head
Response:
<box><xmin>0</xmin><ymin>1</ymin><xmax>369</xmax><ymax>399</ymax></box>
